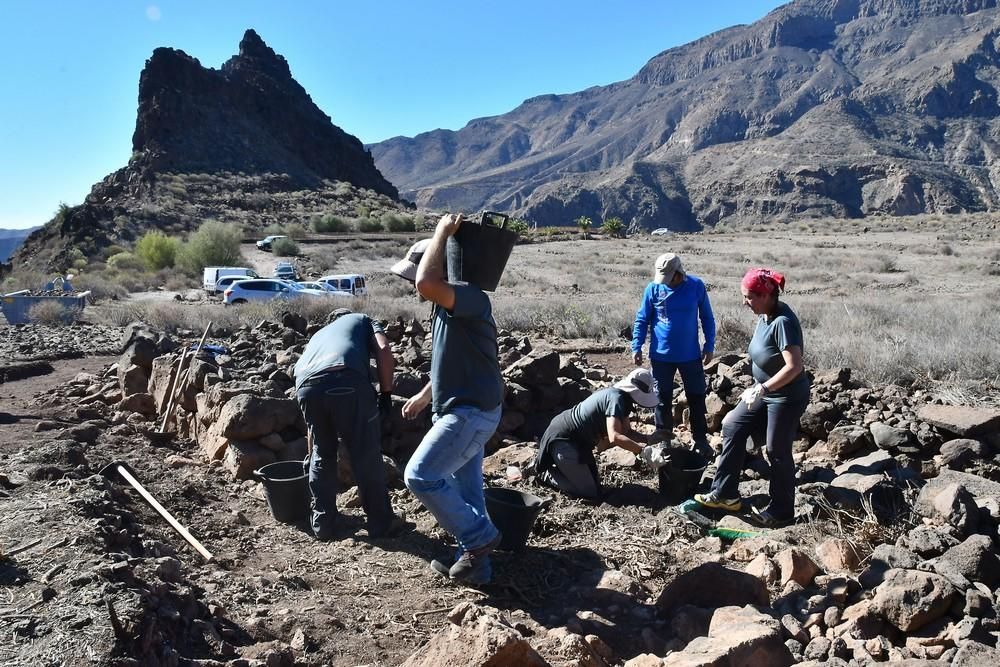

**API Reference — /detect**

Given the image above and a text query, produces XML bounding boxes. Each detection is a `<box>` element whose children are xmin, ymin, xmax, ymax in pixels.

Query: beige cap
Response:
<box><xmin>654</xmin><ymin>253</ymin><xmax>684</xmax><ymax>284</ymax></box>
<box><xmin>614</xmin><ymin>368</ymin><xmax>660</xmax><ymax>408</ymax></box>
<box><xmin>390</xmin><ymin>238</ymin><xmax>432</xmax><ymax>282</ymax></box>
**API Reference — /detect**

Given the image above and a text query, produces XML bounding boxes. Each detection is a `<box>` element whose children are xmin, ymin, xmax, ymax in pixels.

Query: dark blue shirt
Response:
<box><xmin>632</xmin><ymin>276</ymin><xmax>715</xmax><ymax>362</ymax></box>
<box><xmin>748</xmin><ymin>301</ymin><xmax>810</xmax><ymax>404</ymax></box>
<box><xmin>431</xmin><ymin>284</ymin><xmax>503</xmax><ymax>414</ymax></box>
<box><xmin>294</xmin><ymin>313</ymin><xmax>383</xmax><ymax>390</ymax></box>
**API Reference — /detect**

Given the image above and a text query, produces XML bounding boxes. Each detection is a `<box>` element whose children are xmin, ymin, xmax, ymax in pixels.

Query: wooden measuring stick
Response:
<box><xmin>111</xmin><ymin>464</ymin><xmax>213</xmax><ymax>562</ymax></box>
<box><xmin>157</xmin><ymin>347</ymin><xmax>191</xmax><ymax>433</ymax></box>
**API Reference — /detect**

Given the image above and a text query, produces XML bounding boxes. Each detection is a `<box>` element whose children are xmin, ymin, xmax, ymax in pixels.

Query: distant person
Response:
<box><xmin>695</xmin><ymin>268</ymin><xmax>810</xmax><ymax>528</ymax></box>
<box><xmin>631</xmin><ymin>252</ymin><xmax>716</xmax><ymax>458</ymax></box>
<box><xmin>293</xmin><ymin>309</ymin><xmax>405</xmax><ymax>540</ymax></box>
<box><xmin>390</xmin><ymin>215</ymin><xmax>505</xmax><ymax>585</ymax></box>
<box><xmin>534</xmin><ymin>367</ymin><xmax>668</xmax><ymax>501</ymax></box>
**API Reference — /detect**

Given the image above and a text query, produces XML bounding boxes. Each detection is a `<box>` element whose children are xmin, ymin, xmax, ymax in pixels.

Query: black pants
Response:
<box><xmin>297</xmin><ymin>369</ymin><xmax>392</xmax><ymax>538</ymax></box>
<box><xmin>710</xmin><ymin>396</ymin><xmax>808</xmax><ymax>519</ymax></box>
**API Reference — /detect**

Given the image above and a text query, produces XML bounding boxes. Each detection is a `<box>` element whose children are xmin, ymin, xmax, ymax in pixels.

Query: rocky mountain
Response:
<box><xmin>0</xmin><ymin>227</ymin><xmax>38</xmax><ymax>263</ymax></box>
<box><xmin>371</xmin><ymin>0</ymin><xmax>1000</xmax><ymax>230</ymax></box>
<box><xmin>8</xmin><ymin>30</ymin><xmax>399</xmax><ymax>273</ymax></box>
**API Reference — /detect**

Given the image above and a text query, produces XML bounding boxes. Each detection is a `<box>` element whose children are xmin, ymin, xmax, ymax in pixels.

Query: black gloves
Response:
<box><xmin>378</xmin><ymin>392</ymin><xmax>393</xmax><ymax>416</ymax></box>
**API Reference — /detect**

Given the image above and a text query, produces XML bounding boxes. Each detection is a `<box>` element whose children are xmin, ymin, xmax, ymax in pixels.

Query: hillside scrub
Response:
<box><xmin>175</xmin><ymin>220</ymin><xmax>243</xmax><ymax>275</ymax></box>
<box><xmin>135</xmin><ymin>230</ymin><xmax>180</xmax><ymax>270</ymax></box>
<box><xmin>270</xmin><ymin>237</ymin><xmax>300</xmax><ymax>257</ymax></box>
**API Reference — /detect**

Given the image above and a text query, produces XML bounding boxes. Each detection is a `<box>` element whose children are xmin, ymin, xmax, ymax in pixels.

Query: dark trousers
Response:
<box><xmin>651</xmin><ymin>359</ymin><xmax>709</xmax><ymax>446</ymax></box>
<box><xmin>540</xmin><ymin>438</ymin><xmax>601</xmax><ymax>501</ymax></box>
<box><xmin>297</xmin><ymin>369</ymin><xmax>392</xmax><ymax>538</ymax></box>
<box><xmin>710</xmin><ymin>396</ymin><xmax>808</xmax><ymax>519</ymax></box>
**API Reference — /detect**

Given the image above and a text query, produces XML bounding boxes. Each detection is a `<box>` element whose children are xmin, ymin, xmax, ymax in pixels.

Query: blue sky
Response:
<box><xmin>0</xmin><ymin>0</ymin><xmax>786</xmax><ymax>230</ymax></box>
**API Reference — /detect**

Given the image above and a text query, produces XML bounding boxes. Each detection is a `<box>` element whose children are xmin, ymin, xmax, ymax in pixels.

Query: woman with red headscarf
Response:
<box><xmin>694</xmin><ymin>268</ymin><xmax>810</xmax><ymax>527</ymax></box>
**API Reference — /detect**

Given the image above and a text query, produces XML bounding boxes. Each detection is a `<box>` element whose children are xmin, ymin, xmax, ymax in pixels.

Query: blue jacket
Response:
<box><xmin>632</xmin><ymin>275</ymin><xmax>716</xmax><ymax>362</ymax></box>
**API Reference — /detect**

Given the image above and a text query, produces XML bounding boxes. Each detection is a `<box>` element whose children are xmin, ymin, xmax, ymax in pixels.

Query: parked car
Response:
<box><xmin>256</xmin><ymin>235</ymin><xmax>287</xmax><ymax>251</ymax></box>
<box><xmin>223</xmin><ymin>279</ymin><xmax>328</xmax><ymax>305</ymax></box>
<box><xmin>298</xmin><ymin>281</ymin><xmax>351</xmax><ymax>296</ymax></box>
<box><xmin>650</xmin><ymin>228</ymin><xmax>671</xmax><ymax>236</ymax></box>
<box><xmin>214</xmin><ymin>275</ymin><xmax>252</xmax><ymax>293</ymax></box>
<box><xmin>203</xmin><ymin>267</ymin><xmax>258</xmax><ymax>294</ymax></box>
<box><xmin>273</xmin><ymin>261</ymin><xmax>299</xmax><ymax>281</ymax></box>
<box><xmin>318</xmin><ymin>273</ymin><xmax>367</xmax><ymax>296</ymax></box>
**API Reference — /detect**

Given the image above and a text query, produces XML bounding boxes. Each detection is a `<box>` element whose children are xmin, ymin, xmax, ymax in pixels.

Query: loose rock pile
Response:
<box><xmin>8</xmin><ymin>312</ymin><xmax>1000</xmax><ymax>665</ymax></box>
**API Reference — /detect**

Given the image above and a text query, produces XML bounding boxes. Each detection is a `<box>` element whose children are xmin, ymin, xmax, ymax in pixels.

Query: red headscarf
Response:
<box><xmin>741</xmin><ymin>267</ymin><xmax>786</xmax><ymax>295</ymax></box>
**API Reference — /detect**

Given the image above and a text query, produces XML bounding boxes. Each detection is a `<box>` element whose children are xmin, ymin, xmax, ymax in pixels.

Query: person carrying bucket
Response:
<box><xmin>533</xmin><ymin>367</ymin><xmax>670</xmax><ymax>501</ymax></box>
<box><xmin>389</xmin><ymin>214</ymin><xmax>505</xmax><ymax>585</ymax></box>
<box><xmin>631</xmin><ymin>252</ymin><xmax>716</xmax><ymax>460</ymax></box>
<box><xmin>293</xmin><ymin>308</ymin><xmax>408</xmax><ymax>540</ymax></box>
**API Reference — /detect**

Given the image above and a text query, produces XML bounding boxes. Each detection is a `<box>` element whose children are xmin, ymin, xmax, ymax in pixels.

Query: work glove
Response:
<box><xmin>740</xmin><ymin>384</ymin><xmax>765</xmax><ymax>409</ymax></box>
<box><xmin>639</xmin><ymin>445</ymin><xmax>671</xmax><ymax>470</ymax></box>
<box><xmin>378</xmin><ymin>392</ymin><xmax>393</xmax><ymax>417</ymax></box>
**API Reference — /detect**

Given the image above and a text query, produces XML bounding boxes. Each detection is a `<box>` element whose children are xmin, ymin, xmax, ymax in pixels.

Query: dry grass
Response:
<box><xmin>82</xmin><ymin>215</ymin><xmax>1000</xmax><ymax>398</ymax></box>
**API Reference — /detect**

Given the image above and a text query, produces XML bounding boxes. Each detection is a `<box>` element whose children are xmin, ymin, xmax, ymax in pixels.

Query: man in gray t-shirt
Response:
<box><xmin>294</xmin><ymin>311</ymin><xmax>402</xmax><ymax>540</ymax></box>
<box><xmin>390</xmin><ymin>216</ymin><xmax>505</xmax><ymax>585</ymax></box>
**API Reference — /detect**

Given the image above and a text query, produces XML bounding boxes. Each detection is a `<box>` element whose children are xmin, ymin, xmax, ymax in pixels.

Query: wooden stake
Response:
<box><xmin>157</xmin><ymin>347</ymin><xmax>190</xmax><ymax>433</ymax></box>
<box><xmin>159</xmin><ymin>322</ymin><xmax>212</xmax><ymax>433</ymax></box>
<box><xmin>108</xmin><ymin>463</ymin><xmax>213</xmax><ymax>562</ymax></box>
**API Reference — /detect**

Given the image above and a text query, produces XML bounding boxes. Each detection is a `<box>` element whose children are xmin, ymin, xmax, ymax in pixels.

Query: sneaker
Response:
<box><xmin>429</xmin><ymin>559</ymin><xmax>451</xmax><ymax>577</ymax></box>
<box><xmin>691</xmin><ymin>440</ymin><xmax>715</xmax><ymax>460</ymax></box>
<box><xmin>750</xmin><ymin>506</ymin><xmax>793</xmax><ymax>528</ymax></box>
<box><xmin>694</xmin><ymin>490</ymin><xmax>742</xmax><ymax>512</ymax></box>
<box><xmin>449</xmin><ymin>532</ymin><xmax>502</xmax><ymax>583</ymax></box>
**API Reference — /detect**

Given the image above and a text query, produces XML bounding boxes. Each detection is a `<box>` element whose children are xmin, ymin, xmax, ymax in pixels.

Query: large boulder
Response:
<box><xmin>938</xmin><ymin>438</ymin><xmax>991</xmax><ymax>470</ymax></box>
<box><xmin>401</xmin><ymin>603</ymin><xmax>548</xmax><ymax>667</ymax></box>
<box><xmin>663</xmin><ymin>605</ymin><xmax>792</xmax><ymax>667</ymax></box>
<box><xmin>799</xmin><ymin>401</ymin><xmax>840</xmax><ymax>439</ymax></box>
<box><xmin>871</xmin><ymin>569</ymin><xmax>957</xmax><ymax>632</ymax></box>
<box><xmin>216</xmin><ymin>394</ymin><xmax>301</xmax><ymax>440</ymax></box>
<box><xmin>870</xmin><ymin>421</ymin><xmax>916</xmax><ymax>451</ymax></box>
<box><xmin>918</xmin><ymin>404</ymin><xmax>1000</xmax><ymax>437</ymax></box>
<box><xmin>825</xmin><ymin>425</ymin><xmax>872</xmax><ymax>459</ymax></box>
<box><xmin>939</xmin><ymin>535</ymin><xmax>1000</xmax><ymax>588</ymax></box>
<box><xmin>504</xmin><ymin>351</ymin><xmax>560</xmax><ymax>387</ymax></box>
<box><xmin>656</xmin><ymin>563</ymin><xmax>769</xmax><ymax>614</ymax></box>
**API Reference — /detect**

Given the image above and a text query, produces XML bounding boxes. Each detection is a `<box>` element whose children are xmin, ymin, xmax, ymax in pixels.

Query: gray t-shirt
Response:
<box><xmin>547</xmin><ymin>387</ymin><xmax>632</xmax><ymax>446</ymax></box>
<box><xmin>748</xmin><ymin>301</ymin><xmax>810</xmax><ymax>404</ymax></box>
<box><xmin>294</xmin><ymin>313</ymin><xmax>384</xmax><ymax>390</ymax></box>
<box><xmin>431</xmin><ymin>284</ymin><xmax>503</xmax><ymax>414</ymax></box>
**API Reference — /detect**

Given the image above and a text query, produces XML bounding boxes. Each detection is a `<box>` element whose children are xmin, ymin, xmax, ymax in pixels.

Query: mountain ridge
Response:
<box><xmin>370</xmin><ymin>0</ymin><xmax>1000</xmax><ymax>229</ymax></box>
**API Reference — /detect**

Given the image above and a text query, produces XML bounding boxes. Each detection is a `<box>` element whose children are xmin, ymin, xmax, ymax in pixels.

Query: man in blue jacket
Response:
<box><xmin>632</xmin><ymin>252</ymin><xmax>716</xmax><ymax>458</ymax></box>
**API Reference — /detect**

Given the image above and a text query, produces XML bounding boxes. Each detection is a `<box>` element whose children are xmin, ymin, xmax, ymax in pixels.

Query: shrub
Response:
<box><xmin>357</xmin><ymin>218</ymin><xmax>384</xmax><ymax>232</ymax></box>
<box><xmin>27</xmin><ymin>300</ymin><xmax>75</xmax><ymax>325</ymax></box>
<box><xmin>601</xmin><ymin>217</ymin><xmax>625</xmax><ymax>238</ymax></box>
<box><xmin>576</xmin><ymin>216</ymin><xmax>593</xmax><ymax>237</ymax></box>
<box><xmin>135</xmin><ymin>231</ymin><xmax>180</xmax><ymax>270</ymax></box>
<box><xmin>506</xmin><ymin>218</ymin><xmax>530</xmax><ymax>235</ymax></box>
<box><xmin>313</xmin><ymin>214</ymin><xmax>350</xmax><ymax>233</ymax></box>
<box><xmin>261</xmin><ymin>224</ymin><xmax>285</xmax><ymax>237</ymax></box>
<box><xmin>271</xmin><ymin>237</ymin><xmax>300</xmax><ymax>256</ymax></box>
<box><xmin>285</xmin><ymin>223</ymin><xmax>308</xmax><ymax>240</ymax></box>
<box><xmin>176</xmin><ymin>220</ymin><xmax>243</xmax><ymax>274</ymax></box>
<box><xmin>383</xmin><ymin>213</ymin><xmax>415</xmax><ymax>232</ymax></box>
<box><xmin>107</xmin><ymin>252</ymin><xmax>146</xmax><ymax>272</ymax></box>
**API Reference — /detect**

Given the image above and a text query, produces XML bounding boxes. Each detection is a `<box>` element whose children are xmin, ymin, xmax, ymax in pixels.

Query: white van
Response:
<box><xmin>318</xmin><ymin>274</ymin><xmax>367</xmax><ymax>297</ymax></box>
<box><xmin>203</xmin><ymin>267</ymin><xmax>259</xmax><ymax>294</ymax></box>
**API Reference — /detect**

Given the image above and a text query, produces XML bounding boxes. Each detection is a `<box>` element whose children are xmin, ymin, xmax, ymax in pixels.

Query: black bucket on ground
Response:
<box><xmin>658</xmin><ymin>448</ymin><xmax>709</xmax><ymax>504</ymax></box>
<box><xmin>484</xmin><ymin>487</ymin><xmax>545</xmax><ymax>551</ymax></box>
<box><xmin>446</xmin><ymin>211</ymin><xmax>518</xmax><ymax>292</ymax></box>
<box><xmin>254</xmin><ymin>461</ymin><xmax>310</xmax><ymax>524</ymax></box>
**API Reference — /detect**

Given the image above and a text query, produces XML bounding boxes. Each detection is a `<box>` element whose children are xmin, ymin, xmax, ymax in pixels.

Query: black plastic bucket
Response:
<box><xmin>254</xmin><ymin>461</ymin><xmax>310</xmax><ymax>523</ymax></box>
<box><xmin>658</xmin><ymin>448</ymin><xmax>709</xmax><ymax>504</ymax></box>
<box><xmin>484</xmin><ymin>487</ymin><xmax>545</xmax><ymax>551</ymax></box>
<box><xmin>446</xmin><ymin>212</ymin><xmax>518</xmax><ymax>292</ymax></box>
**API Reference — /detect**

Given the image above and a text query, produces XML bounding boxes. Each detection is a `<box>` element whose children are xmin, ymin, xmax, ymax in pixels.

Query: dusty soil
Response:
<box><xmin>0</xmin><ymin>350</ymin><xmax>769</xmax><ymax>666</ymax></box>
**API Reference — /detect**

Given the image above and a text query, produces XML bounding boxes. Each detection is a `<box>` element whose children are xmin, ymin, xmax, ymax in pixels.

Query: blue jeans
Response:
<box><xmin>651</xmin><ymin>359</ymin><xmax>708</xmax><ymax>446</ymax></box>
<box><xmin>404</xmin><ymin>405</ymin><xmax>502</xmax><ymax>553</ymax></box>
